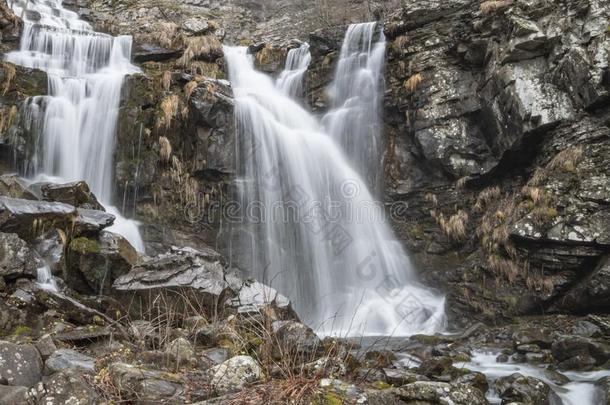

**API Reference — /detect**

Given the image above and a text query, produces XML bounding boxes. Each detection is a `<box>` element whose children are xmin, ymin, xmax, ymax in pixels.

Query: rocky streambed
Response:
<box><xmin>0</xmin><ymin>175</ymin><xmax>607</xmax><ymax>404</ymax></box>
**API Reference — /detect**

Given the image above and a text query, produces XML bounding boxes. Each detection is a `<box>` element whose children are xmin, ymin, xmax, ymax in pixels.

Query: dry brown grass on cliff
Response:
<box><xmin>184</xmin><ymin>80</ymin><xmax>198</xmax><ymax>100</ymax></box>
<box><xmin>227</xmin><ymin>377</ymin><xmax>320</xmax><ymax>405</ymax></box>
<box><xmin>480</xmin><ymin>0</ymin><xmax>513</xmax><ymax>14</ymax></box>
<box><xmin>158</xmin><ymin>94</ymin><xmax>180</xmax><ymax>129</ymax></box>
<box><xmin>474</xmin><ymin>186</ymin><xmax>501</xmax><ymax>211</ymax></box>
<box><xmin>424</xmin><ymin>192</ymin><xmax>438</xmax><ymax>207</ymax></box>
<box><xmin>178</xmin><ymin>35</ymin><xmax>223</xmax><ymax>67</ymax></box>
<box><xmin>433</xmin><ymin>210</ymin><xmax>469</xmax><ymax>242</ymax></box>
<box><xmin>155</xmin><ymin>22</ymin><xmax>179</xmax><ymax>49</ymax></box>
<box><xmin>547</xmin><ymin>145</ymin><xmax>584</xmax><ymax>173</ymax></box>
<box><xmin>161</xmin><ymin>70</ymin><xmax>172</xmax><ymax>92</ymax></box>
<box><xmin>0</xmin><ymin>105</ymin><xmax>18</xmax><ymax>133</ymax></box>
<box><xmin>1</xmin><ymin>63</ymin><xmax>16</xmax><ymax>95</ymax></box>
<box><xmin>158</xmin><ymin>136</ymin><xmax>172</xmax><ymax>162</ymax></box>
<box><xmin>404</xmin><ymin>73</ymin><xmax>423</xmax><ymax>92</ymax></box>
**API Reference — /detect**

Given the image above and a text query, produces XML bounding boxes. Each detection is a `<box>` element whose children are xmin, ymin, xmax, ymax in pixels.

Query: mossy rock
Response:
<box><xmin>70</xmin><ymin>237</ymin><xmax>101</xmax><ymax>254</ymax></box>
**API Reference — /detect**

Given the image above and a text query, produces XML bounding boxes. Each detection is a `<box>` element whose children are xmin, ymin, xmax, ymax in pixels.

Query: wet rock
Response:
<box><xmin>40</xmin><ymin>181</ymin><xmax>104</xmax><ymax>211</ymax></box>
<box><xmin>418</xmin><ymin>356</ymin><xmax>461</xmax><ymax>379</ymax></box>
<box><xmin>133</xmin><ymin>44</ymin><xmax>183</xmax><ymax>63</ymax></box>
<box><xmin>227</xmin><ymin>277</ymin><xmax>294</xmax><ymax>320</ymax></box>
<box><xmin>0</xmin><ymin>302</ymin><xmax>26</xmax><ymax>334</ymax></box>
<box><xmin>108</xmin><ymin>362</ymin><xmax>183</xmax><ymax>401</ymax></box>
<box><xmin>572</xmin><ymin>320</ymin><xmax>603</xmax><ymax>338</ymax></box>
<box><xmin>45</xmin><ymin>349</ymin><xmax>95</xmax><ymax>373</ymax></box>
<box><xmin>512</xmin><ymin>328</ymin><xmax>554</xmax><ymax>349</ymax></box>
<box><xmin>495</xmin><ymin>373</ymin><xmax>558</xmax><ymax>404</ymax></box>
<box><xmin>192</xmin><ymin>322</ymin><xmax>234</xmax><ymax>347</ymax></box>
<box><xmin>596</xmin><ymin>376</ymin><xmax>610</xmax><ymax>405</ymax></box>
<box><xmin>66</xmin><ymin>231</ymin><xmax>137</xmax><ymax>295</ymax></box>
<box><xmin>41</xmin><ymin>368</ymin><xmax>99</xmax><ymax>405</ymax></box>
<box><xmin>210</xmin><ymin>355</ymin><xmax>262</xmax><ymax>395</ymax></box>
<box><xmin>0</xmin><ymin>174</ymin><xmax>37</xmax><ymax>200</ymax></box>
<box><xmin>272</xmin><ymin>320</ymin><xmax>321</xmax><ymax>360</ymax></box>
<box><xmin>383</xmin><ymin>368</ymin><xmax>428</xmax><ymax>385</ymax></box>
<box><xmin>552</xmin><ymin>258</ymin><xmax>610</xmax><ymax>313</ymax></box>
<box><xmin>73</xmin><ymin>208</ymin><xmax>115</xmax><ymax>235</ymax></box>
<box><xmin>0</xmin><ymin>197</ymin><xmax>76</xmax><ymax>242</ymax></box>
<box><xmin>551</xmin><ymin>335</ymin><xmax>610</xmax><ymax>370</ymax></box>
<box><xmin>453</xmin><ymin>371</ymin><xmax>489</xmax><ymax>393</ymax></box>
<box><xmin>33</xmin><ymin>230</ymin><xmax>66</xmax><ymax>275</ymax></box>
<box><xmin>393</xmin><ymin>381</ymin><xmax>487</xmax><ymax>404</ymax></box>
<box><xmin>0</xmin><ymin>232</ymin><xmax>40</xmax><ymax>280</ymax></box>
<box><xmin>0</xmin><ymin>341</ymin><xmax>43</xmax><ymax>387</ymax></box>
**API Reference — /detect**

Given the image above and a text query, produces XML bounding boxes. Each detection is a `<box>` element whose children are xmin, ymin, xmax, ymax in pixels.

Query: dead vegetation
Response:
<box><xmin>158</xmin><ymin>94</ymin><xmax>180</xmax><ymax>129</ymax></box>
<box><xmin>547</xmin><ymin>145</ymin><xmax>584</xmax><ymax>173</ymax></box>
<box><xmin>158</xmin><ymin>136</ymin><xmax>172</xmax><ymax>163</ymax></box>
<box><xmin>1</xmin><ymin>62</ymin><xmax>16</xmax><ymax>95</ymax></box>
<box><xmin>480</xmin><ymin>0</ymin><xmax>513</xmax><ymax>14</ymax></box>
<box><xmin>404</xmin><ymin>73</ymin><xmax>423</xmax><ymax>93</ymax></box>
<box><xmin>177</xmin><ymin>35</ymin><xmax>223</xmax><ymax>67</ymax></box>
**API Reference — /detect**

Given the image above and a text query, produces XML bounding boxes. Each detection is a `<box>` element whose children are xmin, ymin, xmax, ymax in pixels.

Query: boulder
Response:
<box><xmin>383</xmin><ymin>368</ymin><xmax>428</xmax><ymax>385</ymax></box>
<box><xmin>112</xmin><ymin>246</ymin><xmax>228</xmax><ymax>310</ymax></box>
<box><xmin>164</xmin><ymin>337</ymin><xmax>195</xmax><ymax>364</ymax></box>
<box><xmin>45</xmin><ymin>349</ymin><xmax>95</xmax><ymax>373</ymax></box>
<box><xmin>0</xmin><ymin>174</ymin><xmax>37</xmax><ymax>200</ymax></box>
<box><xmin>66</xmin><ymin>231</ymin><xmax>137</xmax><ymax>295</ymax></box>
<box><xmin>39</xmin><ymin>181</ymin><xmax>104</xmax><ymax>211</ymax></box>
<box><xmin>41</xmin><ymin>368</ymin><xmax>99</xmax><ymax>405</ymax></box>
<box><xmin>0</xmin><ymin>232</ymin><xmax>41</xmax><ymax>280</ymax></box>
<box><xmin>272</xmin><ymin>320</ymin><xmax>321</xmax><ymax>360</ymax></box>
<box><xmin>495</xmin><ymin>373</ymin><xmax>559</xmax><ymax>404</ymax></box>
<box><xmin>0</xmin><ymin>385</ymin><xmax>33</xmax><ymax>405</ymax></box>
<box><xmin>393</xmin><ymin>381</ymin><xmax>487</xmax><ymax>405</ymax></box>
<box><xmin>551</xmin><ymin>335</ymin><xmax>610</xmax><ymax>370</ymax></box>
<box><xmin>73</xmin><ymin>209</ymin><xmax>115</xmax><ymax>235</ymax></box>
<box><xmin>0</xmin><ymin>341</ymin><xmax>43</xmax><ymax>387</ymax></box>
<box><xmin>133</xmin><ymin>44</ymin><xmax>183</xmax><ymax>63</ymax></box>
<box><xmin>0</xmin><ymin>197</ymin><xmax>76</xmax><ymax>242</ymax></box>
<box><xmin>108</xmin><ymin>362</ymin><xmax>183</xmax><ymax>401</ymax></box>
<box><xmin>210</xmin><ymin>355</ymin><xmax>262</xmax><ymax>395</ymax></box>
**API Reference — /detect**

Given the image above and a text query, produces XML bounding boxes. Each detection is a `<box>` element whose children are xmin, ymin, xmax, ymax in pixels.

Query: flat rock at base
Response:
<box><xmin>210</xmin><ymin>355</ymin><xmax>262</xmax><ymax>395</ymax></box>
<box><xmin>108</xmin><ymin>362</ymin><xmax>183</xmax><ymax>401</ymax></box>
<box><xmin>393</xmin><ymin>381</ymin><xmax>487</xmax><ymax>405</ymax></box>
<box><xmin>495</xmin><ymin>372</ymin><xmax>558</xmax><ymax>404</ymax></box>
<box><xmin>74</xmin><ymin>208</ymin><xmax>115</xmax><ymax>235</ymax></box>
<box><xmin>0</xmin><ymin>341</ymin><xmax>43</xmax><ymax>387</ymax></box>
<box><xmin>0</xmin><ymin>384</ymin><xmax>32</xmax><ymax>405</ymax></box>
<box><xmin>0</xmin><ymin>174</ymin><xmax>37</xmax><ymax>200</ymax></box>
<box><xmin>45</xmin><ymin>349</ymin><xmax>95</xmax><ymax>373</ymax></box>
<box><xmin>41</xmin><ymin>368</ymin><xmax>98</xmax><ymax>405</ymax></box>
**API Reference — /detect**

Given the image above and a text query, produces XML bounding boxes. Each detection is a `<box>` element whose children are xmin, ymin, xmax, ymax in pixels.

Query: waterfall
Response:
<box><xmin>323</xmin><ymin>22</ymin><xmax>386</xmax><ymax>189</ymax></box>
<box><xmin>225</xmin><ymin>36</ymin><xmax>445</xmax><ymax>336</ymax></box>
<box><xmin>276</xmin><ymin>42</ymin><xmax>311</xmax><ymax>97</ymax></box>
<box><xmin>5</xmin><ymin>0</ymin><xmax>145</xmax><ymax>252</ymax></box>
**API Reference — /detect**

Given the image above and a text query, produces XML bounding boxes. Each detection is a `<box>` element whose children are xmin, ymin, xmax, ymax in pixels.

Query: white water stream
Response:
<box><xmin>225</xmin><ymin>22</ymin><xmax>445</xmax><ymax>336</ymax></box>
<box><xmin>276</xmin><ymin>42</ymin><xmax>311</xmax><ymax>98</ymax></box>
<box><xmin>460</xmin><ymin>351</ymin><xmax>610</xmax><ymax>404</ymax></box>
<box><xmin>323</xmin><ymin>22</ymin><xmax>386</xmax><ymax>189</ymax></box>
<box><xmin>5</xmin><ymin>0</ymin><xmax>145</xmax><ymax>256</ymax></box>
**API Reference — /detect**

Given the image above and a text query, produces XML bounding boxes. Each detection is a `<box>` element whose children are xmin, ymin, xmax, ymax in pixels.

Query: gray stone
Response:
<box><xmin>45</xmin><ymin>349</ymin><xmax>95</xmax><ymax>373</ymax></box>
<box><xmin>393</xmin><ymin>381</ymin><xmax>487</xmax><ymax>404</ymax></box>
<box><xmin>0</xmin><ymin>232</ymin><xmax>40</xmax><ymax>280</ymax></box>
<box><xmin>40</xmin><ymin>181</ymin><xmax>104</xmax><ymax>211</ymax></box>
<box><xmin>0</xmin><ymin>384</ymin><xmax>32</xmax><ymax>405</ymax></box>
<box><xmin>0</xmin><ymin>341</ymin><xmax>43</xmax><ymax>387</ymax></box>
<box><xmin>108</xmin><ymin>362</ymin><xmax>183</xmax><ymax>401</ymax></box>
<box><xmin>495</xmin><ymin>373</ymin><xmax>559</xmax><ymax>404</ymax></box>
<box><xmin>0</xmin><ymin>197</ymin><xmax>76</xmax><ymax>242</ymax></box>
<box><xmin>41</xmin><ymin>368</ymin><xmax>99</xmax><ymax>405</ymax></box>
<box><xmin>272</xmin><ymin>320</ymin><xmax>321</xmax><ymax>359</ymax></box>
<box><xmin>210</xmin><ymin>355</ymin><xmax>262</xmax><ymax>395</ymax></box>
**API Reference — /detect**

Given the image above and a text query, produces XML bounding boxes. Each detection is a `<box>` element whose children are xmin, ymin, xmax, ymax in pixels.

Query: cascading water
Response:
<box><xmin>276</xmin><ymin>42</ymin><xmax>311</xmax><ymax>98</ymax></box>
<box><xmin>323</xmin><ymin>22</ymin><xmax>386</xmax><ymax>189</ymax></box>
<box><xmin>5</xmin><ymin>0</ymin><xmax>144</xmax><ymax>252</ymax></box>
<box><xmin>225</xmin><ymin>31</ymin><xmax>445</xmax><ymax>336</ymax></box>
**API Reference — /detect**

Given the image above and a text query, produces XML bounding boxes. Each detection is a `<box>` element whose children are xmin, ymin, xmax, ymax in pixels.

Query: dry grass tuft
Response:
<box><xmin>178</xmin><ymin>35</ymin><xmax>223</xmax><ymax>67</ymax></box>
<box><xmin>154</xmin><ymin>22</ymin><xmax>179</xmax><ymax>49</ymax></box>
<box><xmin>0</xmin><ymin>105</ymin><xmax>18</xmax><ymax>132</ymax></box>
<box><xmin>404</xmin><ymin>73</ymin><xmax>423</xmax><ymax>92</ymax></box>
<box><xmin>158</xmin><ymin>136</ymin><xmax>172</xmax><ymax>163</ymax></box>
<box><xmin>528</xmin><ymin>167</ymin><xmax>547</xmax><ymax>187</ymax></box>
<box><xmin>158</xmin><ymin>94</ymin><xmax>180</xmax><ymax>129</ymax></box>
<box><xmin>547</xmin><ymin>146</ymin><xmax>584</xmax><ymax>173</ymax></box>
<box><xmin>424</xmin><ymin>193</ymin><xmax>438</xmax><ymax>208</ymax></box>
<box><xmin>184</xmin><ymin>80</ymin><xmax>198</xmax><ymax>100</ymax></box>
<box><xmin>480</xmin><ymin>0</ymin><xmax>513</xmax><ymax>14</ymax></box>
<box><xmin>161</xmin><ymin>70</ymin><xmax>172</xmax><ymax>92</ymax></box>
<box><xmin>435</xmin><ymin>210</ymin><xmax>469</xmax><ymax>241</ymax></box>
<box><xmin>474</xmin><ymin>186</ymin><xmax>501</xmax><ymax>211</ymax></box>
<box><xmin>2</xmin><ymin>63</ymin><xmax>16</xmax><ymax>95</ymax></box>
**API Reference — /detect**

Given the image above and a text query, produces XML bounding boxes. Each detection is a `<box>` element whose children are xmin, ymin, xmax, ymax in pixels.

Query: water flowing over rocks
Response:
<box><xmin>0</xmin><ymin>0</ymin><xmax>609</xmax><ymax>403</ymax></box>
